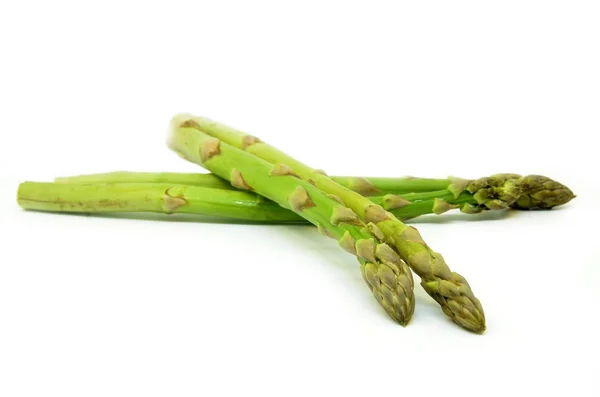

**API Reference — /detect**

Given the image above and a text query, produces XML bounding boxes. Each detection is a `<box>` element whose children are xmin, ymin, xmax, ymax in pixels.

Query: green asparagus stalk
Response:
<box><xmin>15</xmin><ymin>181</ymin><xmax>489</xmax><ymax>224</ymax></box>
<box><xmin>12</xmin><ymin>181</ymin><xmax>527</xmax><ymax>225</ymax></box>
<box><xmin>55</xmin><ymin>172</ymin><xmax>234</xmax><ymax>191</ymax></box>
<box><xmin>332</xmin><ymin>176</ymin><xmax>450</xmax><ymax>196</ymax></box>
<box><xmin>55</xmin><ymin>171</ymin><xmax>575</xmax><ymax>211</ymax></box>
<box><xmin>333</xmin><ymin>174</ymin><xmax>576</xmax><ymax>210</ymax></box>
<box><xmin>54</xmin><ymin>171</ymin><xmax>435</xmax><ymax>195</ymax></box>
<box><xmin>176</xmin><ymin>115</ymin><xmax>486</xmax><ymax>333</ymax></box>
<box><xmin>17</xmin><ymin>182</ymin><xmax>303</xmax><ymax>222</ymax></box>
<box><xmin>54</xmin><ymin>171</ymin><xmax>439</xmax><ymax>196</ymax></box>
<box><xmin>167</xmin><ymin>124</ymin><xmax>416</xmax><ymax>326</ymax></box>
<box><xmin>52</xmin><ymin>171</ymin><xmax>575</xmax><ymax>221</ymax></box>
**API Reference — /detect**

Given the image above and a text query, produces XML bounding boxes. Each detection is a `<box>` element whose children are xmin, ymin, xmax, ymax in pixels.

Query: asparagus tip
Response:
<box><xmin>511</xmin><ymin>175</ymin><xmax>576</xmax><ymax>210</ymax></box>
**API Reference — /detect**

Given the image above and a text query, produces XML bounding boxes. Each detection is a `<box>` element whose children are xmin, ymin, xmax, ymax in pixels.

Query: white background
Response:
<box><xmin>1</xmin><ymin>1</ymin><xmax>599</xmax><ymax>396</ymax></box>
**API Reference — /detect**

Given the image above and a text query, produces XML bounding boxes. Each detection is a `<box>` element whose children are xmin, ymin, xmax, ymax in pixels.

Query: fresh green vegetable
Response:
<box><xmin>14</xmin><ymin>181</ymin><xmax>515</xmax><ymax>224</ymax></box>
<box><xmin>167</xmin><ymin>123</ymin><xmax>416</xmax><ymax>326</ymax></box>
<box><xmin>13</xmin><ymin>107</ymin><xmax>578</xmax><ymax>333</ymax></box>
<box><xmin>176</xmin><ymin>115</ymin><xmax>487</xmax><ymax>332</ymax></box>
<box><xmin>52</xmin><ymin>172</ymin><xmax>576</xmax><ymax>220</ymax></box>
<box><xmin>56</xmin><ymin>171</ymin><xmax>576</xmax><ymax>210</ymax></box>
<box><xmin>17</xmin><ymin>182</ymin><xmax>302</xmax><ymax>222</ymax></box>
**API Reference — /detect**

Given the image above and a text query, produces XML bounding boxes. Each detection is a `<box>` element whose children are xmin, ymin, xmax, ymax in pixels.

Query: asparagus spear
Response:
<box><xmin>55</xmin><ymin>171</ymin><xmax>576</xmax><ymax>210</ymax></box>
<box><xmin>13</xmin><ymin>181</ymin><xmax>498</xmax><ymax>224</ymax></box>
<box><xmin>55</xmin><ymin>171</ymin><xmax>438</xmax><ymax>196</ymax></box>
<box><xmin>52</xmin><ymin>171</ymin><xmax>575</xmax><ymax>220</ymax></box>
<box><xmin>17</xmin><ymin>182</ymin><xmax>303</xmax><ymax>222</ymax></box>
<box><xmin>11</xmin><ymin>181</ymin><xmax>533</xmax><ymax>225</ymax></box>
<box><xmin>333</xmin><ymin>174</ymin><xmax>576</xmax><ymax>209</ymax></box>
<box><xmin>176</xmin><ymin>115</ymin><xmax>486</xmax><ymax>333</ymax></box>
<box><xmin>54</xmin><ymin>171</ymin><xmax>433</xmax><ymax>195</ymax></box>
<box><xmin>167</xmin><ymin>124</ymin><xmax>416</xmax><ymax>326</ymax></box>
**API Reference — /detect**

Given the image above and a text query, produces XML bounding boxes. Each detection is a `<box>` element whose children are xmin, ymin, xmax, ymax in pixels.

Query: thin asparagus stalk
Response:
<box><xmin>333</xmin><ymin>174</ymin><xmax>577</xmax><ymax>209</ymax></box>
<box><xmin>55</xmin><ymin>171</ymin><xmax>442</xmax><ymax>196</ymax></box>
<box><xmin>331</xmin><ymin>175</ymin><xmax>450</xmax><ymax>195</ymax></box>
<box><xmin>53</xmin><ymin>171</ymin><xmax>575</xmax><ymax>220</ymax></box>
<box><xmin>176</xmin><ymin>115</ymin><xmax>486</xmax><ymax>333</ymax></box>
<box><xmin>55</xmin><ymin>172</ymin><xmax>235</xmax><ymax>191</ymax></box>
<box><xmin>166</xmin><ymin>124</ymin><xmax>416</xmax><ymax>325</ymax></box>
<box><xmin>55</xmin><ymin>171</ymin><xmax>576</xmax><ymax>210</ymax></box>
<box><xmin>17</xmin><ymin>182</ymin><xmax>303</xmax><ymax>222</ymax></box>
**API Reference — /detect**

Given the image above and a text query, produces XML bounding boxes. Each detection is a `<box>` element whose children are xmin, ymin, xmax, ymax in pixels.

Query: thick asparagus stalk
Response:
<box><xmin>167</xmin><ymin>124</ymin><xmax>416</xmax><ymax>326</ymax></box>
<box><xmin>17</xmin><ymin>182</ymin><xmax>303</xmax><ymax>222</ymax></box>
<box><xmin>177</xmin><ymin>115</ymin><xmax>486</xmax><ymax>333</ymax></box>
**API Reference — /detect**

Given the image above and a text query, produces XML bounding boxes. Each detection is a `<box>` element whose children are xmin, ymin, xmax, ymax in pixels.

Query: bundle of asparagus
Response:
<box><xmin>16</xmin><ymin>114</ymin><xmax>576</xmax><ymax>333</ymax></box>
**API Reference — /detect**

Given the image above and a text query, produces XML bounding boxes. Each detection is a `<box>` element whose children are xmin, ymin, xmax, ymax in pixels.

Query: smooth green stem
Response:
<box><xmin>54</xmin><ymin>171</ymin><xmax>577</xmax><ymax>211</ymax></box>
<box><xmin>55</xmin><ymin>172</ymin><xmax>234</xmax><ymax>190</ymax></box>
<box><xmin>54</xmin><ymin>172</ymin><xmax>484</xmax><ymax>220</ymax></box>
<box><xmin>335</xmin><ymin>176</ymin><xmax>450</xmax><ymax>194</ymax></box>
<box><xmin>384</xmin><ymin>191</ymin><xmax>475</xmax><ymax>219</ymax></box>
<box><xmin>17</xmin><ymin>182</ymin><xmax>302</xmax><ymax>222</ymax></box>
<box><xmin>56</xmin><ymin>171</ymin><xmax>451</xmax><ymax>195</ymax></box>
<box><xmin>42</xmin><ymin>175</ymin><xmax>485</xmax><ymax>222</ymax></box>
